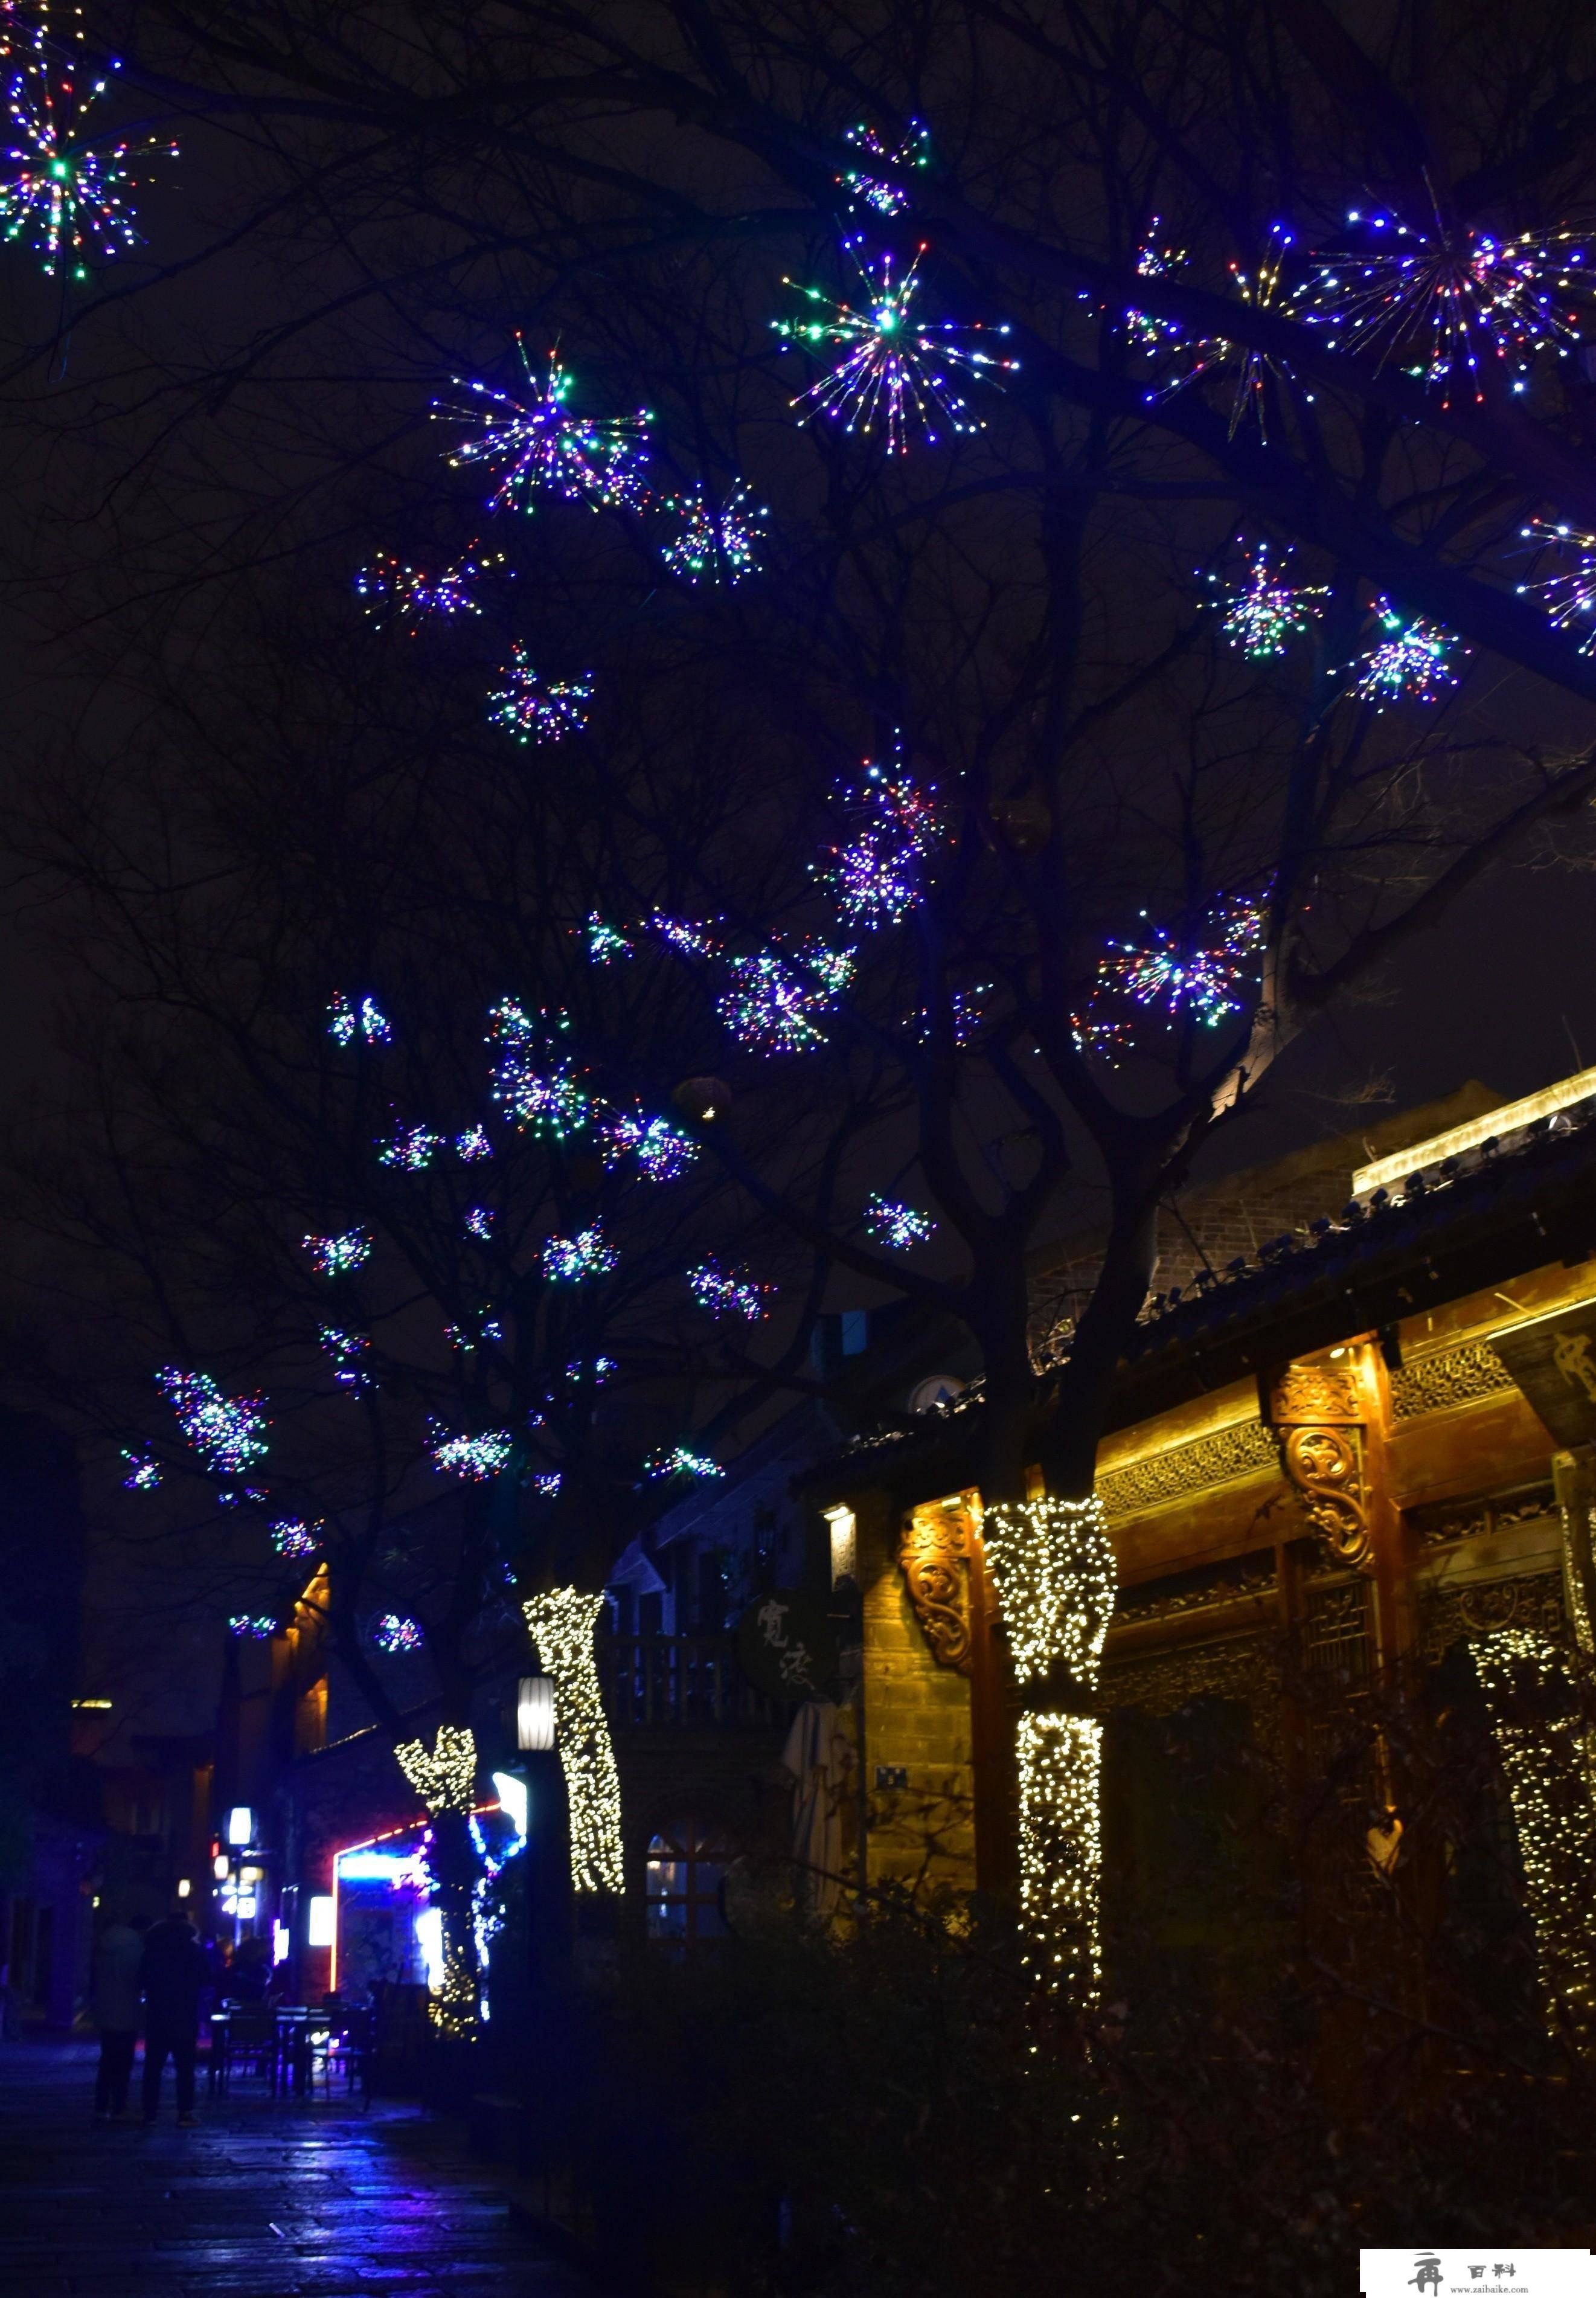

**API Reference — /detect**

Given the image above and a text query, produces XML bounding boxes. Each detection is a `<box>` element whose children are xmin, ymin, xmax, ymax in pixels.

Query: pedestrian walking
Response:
<box><xmin>139</xmin><ymin>1905</ymin><xmax>207</xmax><ymax>2125</ymax></box>
<box><xmin>92</xmin><ymin>1913</ymin><xmax>147</xmax><ymax>2120</ymax></box>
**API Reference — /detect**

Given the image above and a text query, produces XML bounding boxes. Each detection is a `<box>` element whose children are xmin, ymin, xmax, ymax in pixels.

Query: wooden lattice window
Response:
<box><xmin>644</xmin><ymin>1818</ymin><xmax>736</xmax><ymax>1945</ymax></box>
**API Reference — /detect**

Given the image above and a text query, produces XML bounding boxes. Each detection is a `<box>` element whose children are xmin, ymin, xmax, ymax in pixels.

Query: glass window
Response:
<box><xmin>645</xmin><ymin>1819</ymin><xmax>736</xmax><ymax>1945</ymax></box>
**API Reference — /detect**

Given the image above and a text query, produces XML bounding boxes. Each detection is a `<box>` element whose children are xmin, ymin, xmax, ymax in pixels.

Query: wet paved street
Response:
<box><xmin>0</xmin><ymin>2041</ymin><xmax>594</xmax><ymax>2296</ymax></box>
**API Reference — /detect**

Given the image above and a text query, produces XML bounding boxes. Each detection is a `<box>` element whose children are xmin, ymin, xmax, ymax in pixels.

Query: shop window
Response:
<box><xmin>645</xmin><ymin>1818</ymin><xmax>735</xmax><ymax>1945</ymax></box>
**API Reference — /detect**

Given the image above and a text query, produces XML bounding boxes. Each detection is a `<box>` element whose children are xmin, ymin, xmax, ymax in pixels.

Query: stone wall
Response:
<box><xmin>856</xmin><ymin>1488</ymin><xmax>976</xmax><ymax>1898</ymax></box>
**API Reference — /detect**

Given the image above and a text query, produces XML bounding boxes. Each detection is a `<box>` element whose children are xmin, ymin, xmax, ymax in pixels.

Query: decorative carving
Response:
<box><xmin>897</xmin><ymin>1501</ymin><xmax>976</xmax><ymax>1673</ymax></box>
<box><xmin>1280</xmin><ymin>1423</ymin><xmax>1372</xmax><ymax>1573</ymax></box>
<box><xmin>1271</xmin><ymin>1361</ymin><xmax>1361</xmax><ymax>1423</ymax></box>
<box><xmin>1389</xmin><ymin>1340</ymin><xmax>1515</xmax><ymax>1420</ymax></box>
<box><xmin>1113</xmin><ymin>1557</ymin><xmax>1277</xmax><ymax>1627</ymax></box>
<box><xmin>1101</xmin><ymin>1631</ymin><xmax>1281</xmax><ymax>1719</ymax></box>
<box><xmin>1096</xmin><ymin>1418</ymin><xmax>1278</xmax><ymax>1520</ymax></box>
<box><xmin>1417</xmin><ymin>1488</ymin><xmax>1557</xmax><ymax>1550</ymax></box>
<box><xmin>1420</xmin><ymin>1568</ymin><xmax>1567</xmax><ymax>1660</ymax></box>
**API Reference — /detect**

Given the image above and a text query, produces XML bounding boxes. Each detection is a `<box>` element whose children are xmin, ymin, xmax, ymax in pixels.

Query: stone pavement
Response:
<box><xmin>0</xmin><ymin>2040</ymin><xmax>597</xmax><ymax>2296</ymax></box>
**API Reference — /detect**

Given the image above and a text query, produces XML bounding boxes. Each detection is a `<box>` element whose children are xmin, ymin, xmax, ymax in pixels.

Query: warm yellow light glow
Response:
<box><xmin>1475</xmin><ymin>1629</ymin><xmax>1596</xmax><ymax>2049</ymax></box>
<box><xmin>213</xmin><ymin>1853</ymin><xmax>230</xmax><ymax>1880</ymax></box>
<box><xmin>982</xmin><ymin>1495</ymin><xmax>1117</xmax><ymax>2001</ymax></box>
<box><xmin>1353</xmin><ymin>1067</ymin><xmax>1596</xmax><ymax>1196</ymax></box>
<box><xmin>523</xmin><ymin>1587</ymin><xmax>624</xmax><ymax>1895</ymax></box>
<box><xmin>394</xmin><ymin>1722</ymin><xmax>477</xmax><ymax>1815</ymax></box>
<box><xmin>176</xmin><ymin>1878</ymin><xmax>191</xmax><ymax>1899</ymax></box>
<box><xmin>824</xmin><ymin>1504</ymin><xmax>857</xmax><ymax>1586</ymax></box>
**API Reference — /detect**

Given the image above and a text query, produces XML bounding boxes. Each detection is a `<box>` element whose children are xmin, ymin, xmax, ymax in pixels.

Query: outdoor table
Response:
<box><xmin>274</xmin><ymin>2007</ymin><xmax>311</xmax><ymax>2097</ymax></box>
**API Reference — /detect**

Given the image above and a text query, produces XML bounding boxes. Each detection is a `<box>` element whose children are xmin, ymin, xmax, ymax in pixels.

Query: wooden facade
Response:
<box><xmin>815</xmin><ymin>1092</ymin><xmax>1596</xmax><ymax>2051</ymax></box>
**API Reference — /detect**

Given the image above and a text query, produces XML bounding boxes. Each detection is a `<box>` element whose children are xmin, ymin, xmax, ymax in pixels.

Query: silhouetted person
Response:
<box><xmin>226</xmin><ymin>1933</ymin><xmax>270</xmax><ymax>2004</ymax></box>
<box><xmin>139</xmin><ymin>1907</ymin><xmax>207</xmax><ymax>2124</ymax></box>
<box><xmin>92</xmin><ymin>1914</ymin><xmax>147</xmax><ymax>2119</ymax></box>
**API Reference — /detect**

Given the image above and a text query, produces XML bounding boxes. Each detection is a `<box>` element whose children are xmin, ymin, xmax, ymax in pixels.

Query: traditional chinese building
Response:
<box><xmin>806</xmin><ymin>1070</ymin><xmax>1596</xmax><ymax>2055</ymax></box>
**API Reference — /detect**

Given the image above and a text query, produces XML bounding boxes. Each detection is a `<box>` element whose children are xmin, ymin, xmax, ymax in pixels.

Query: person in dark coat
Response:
<box><xmin>92</xmin><ymin>1914</ymin><xmax>147</xmax><ymax>2119</ymax></box>
<box><xmin>139</xmin><ymin>1907</ymin><xmax>208</xmax><ymax>2124</ymax></box>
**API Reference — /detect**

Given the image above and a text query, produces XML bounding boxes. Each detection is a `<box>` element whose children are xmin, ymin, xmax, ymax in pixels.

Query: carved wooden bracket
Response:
<box><xmin>897</xmin><ymin>1498</ymin><xmax>976</xmax><ymax>1672</ymax></box>
<box><xmin>1269</xmin><ymin>1361</ymin><xmax>1373</xmax><ymax>1575</ymax></box>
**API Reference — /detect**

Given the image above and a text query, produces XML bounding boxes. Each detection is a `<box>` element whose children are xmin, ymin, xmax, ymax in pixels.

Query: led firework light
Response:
<box><xmin>1515</xmin><ymin>519</ymin><xmax>1596</xmax><ymax>652</ymax></box>
<box><xmin>303</xmin><ymin>1228</ymin><xmax>373</xmax><ymax>1277</ymax></box>
<box><xmin>1080</xmin><ymin>887</ymin><xmax>1267</xmax><ymax>1051</ymax></box>
<box><xmin>836</xmin><ymin>119</ymin><xmax>930</xmax><ymax>216</ymax></box>
<box><xmin>541</xmin><ymin>1225</ymin><xmax>617</xmax><ymax>1282</ymax></box>
<box><xmin>430</xmin><ymin>1428</ymin><xmax>514</xmax><ymax>1481</ymax></box>
<box><xmin>377</xmin><ymin>1125</ymin><xmax>442</xmax><ymax>1172</ymax></box>
<box><xmin>774</xmin><ymin>241</ymin><xmax>1018</xmax><ymax>454</ymax></box>
<box><xmin>487</xmin><ymin>1001</ymin><xmax>589</xmax><ymax>1135</ymax></box>
<box><xmin>821</xmin><ymin>757</ymin><xmax>940</xmax><ymax>929</ymax></box>
<box><xmin>585</xmin><ymin>914</ymin><xmax>633</xmax><ymax>964</ymax></box>
<box><xmin>353</xmin><ymin>545</ymin><xmax>500</xmax><ymax>629</ymax></box>
<box><xmin>644</xmin><ymin>1445</ymin><xmax>723</xmax><ymax>1482</ymax></box>
<box><xmin>228</xmin><ymin>1614</ymin><xmax>277</xmax><ymax>1641</ymax></box>
<box><xmin>865</xmin><ymin>1194</ymin><xmax>937</xmax><ymax>1250</ymax></box>
<box><xmin>442</xmin><ymin>342</ymin><xmax>651</xmax><ymax>513</ymax></box>
<box><xmin>0</xmin><ymin>1</ymin><xmax>178</xmax><ymax>279</ymax></box>
<box><xmin>327</xmin><ymin>993</ymin><xmax>392</xmax><ymax>1047</ymax></box>
<box><xmin>319</xmin><ymin>1326</ymin><xmax>372</xmax><ymax>1394</ymax></box>
<box><xmin>522</xmin><ymin>1589</ymin><xmax>624</xmax><ymax>1895</ymax></box>
<box><xmin>1207</xmin><ymin>539</ymin><xmax>1326</xmax><ymax>659</ymax></box>
<box><xmin>156</xmin><ymin>1368</ymin><xmax>269</xmax><ymax>1479</ymax></box>
<box><xmin>1348</xmin><ymin>596</ymin><xmax>1467</xmax><ymax>706</ymax></box>
<box><xmin>717</xmin><ymin>946</ymin><xmax>851</xmax><ymax>1054</ymax></box>
<box><xmin>372</xmin><ymin>1613</ymin><xmax>424</xmax><ymax>1655</ymax></box>
<box><xmin>980</xmin><ymin>1495</ymin><xmax>1117</xmax><ymax>1997</ymax></box>
<box><xmin>487</xmin><ymin>646</ymin><xmax>592</xmax><ymax>744</ymax></box>
<box><xmin>657</xmin><ymin>483</ymin><xmax>764</xmax><ymax>584</ymax></box>
<box><xmin>1300</xmin><ymin>211</ymin><xmax>1591</xmax><ymax>406</ymax></box>
<box><xmin>121</xmin><ymin>1449</ymin><xmax>160</xmax><ymax>1491</ymax></box>
<box><xmin>687</xmin><ymin>1259</ymin><xmax>775</xmax><ymax>1321</ymax></box>
<box><xmin>270</xmin><ymin>1518</ymin><xmax>319</xmax><ymax>1559</ymax></box>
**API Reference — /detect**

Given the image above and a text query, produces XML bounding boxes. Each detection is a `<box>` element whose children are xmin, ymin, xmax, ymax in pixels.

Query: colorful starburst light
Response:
<box><xmin>487</xmin><ymin>1001</ymin><xmax>589</xmax><ymax>1137</ymax></box>
<box><xmin>649</xmin><ymin>913</ymin><xmax>721</xmax><ymax>958</ymax></box>
<box><xmin>601</xmin><ymin>1111</ymin><xmax>697</xmax><ymax>1181</ymax></box>
<box><xmin>774</xmin><ymin>242</ymin><xmax>1018</xmax><ymax>454</ymax></box>
<box><xmin>688</xmin><ymin>1259</ymin><xmax>775</xmax><ymax>1321</ymax></box>
<box><xmin>372</xmin><ymin>1612</ymin><xmax>423</xmax><ymax>1655</ymax></box>
<box><xmin>1514</xmin><ymin>519</ymin><xmax>1596</xmax><ymax>651</ymax></box>
<box><xmin>379</xmin><ymin>1125</ymin><xmax>441</xmax><ymax>1172</ymax></box>
<box><xmin>657</xmin><ymin>483</ymin><xmax>764</xmax><ymax>584</ymax></box>
<box><xmin>270</xmin><ymin>1519</ymin><xmax>319</xmax><ymax>1559</ymax></box>
<box><xmin>822</xmin><ymin>757</ymin><xmax>940</xmax><ymax>928</ymax></box>
<box><xmin>1301</xmin><ymin>211</ymin><xmax>1591</xmax><ymax>405</ymax></box>
<box><xmin>1348</xmin><ymin>597</ymin><xmax>1466</xmax><ymax>706</ymax></box>
<box><xmin>229</xmin><ymin>1615</ymin><xmax>277</xmax><ymax>1642</ymax></box>
<box><xmin>1135</xmin><ymin>225</ymin><xmax>1298</xmax><ymax>440</ymax></box>
<box><xmin>585</xmin><ymin>913</ymin><xmax>632</xmax><ymax>964</ymax></box>
<box><xmin>1206</xmin><ymin>540</ymin><xmax>1327</xmax><ymax>659</ymax></box>
<box><xmin>0</xmin><ymin>2</ymin><xmax>178</xmax><ymax>280</ymax></box>
<box><xmin>865</xmin><ymin>1194</ymin><xmax>937</xmax><ymax>1250</ymax></box>
<box><xmin>487</xmin><ymin>646</ymin><xmax>592</xmax><ymax>745</ymax></box>
<box><xmin>464</xmin><ymin>1205</ymin><xmax>495</xmax><ymax>1240</ymax></box>
<box><xmin>1123</xmin><ymin>218</ymin><xmax>1194</xmax><ymax>354</ymax></box>
<box><xmin>443</xmin><ymin>342</ymin><xmax>651</xmax><ymax>513</ymax></box>
<box><xmin>431</xmin><ymin>1428</ymin><xmax>514</xmax><ymax>1481</ymax></box>
<box><xmin>1080</xmin><ymin>887</ymin><xmax>1266</xmax><ymax>1053</ymax></box>
<box><xmin>645</xmin><ymin>1446</ymin><xmax>723</xmax><ymax>1482</ymax></box>
<box><xmin>353</xmin><ymin>544</ymin><xmax>500</xmax><ymax>631</ymax></box>
<box><xmin>542</xmin><ymin>1225</ymin><xmax>617</xmax><ymax>1282</ymax></box>
<box><xmin>156</xmin><ymin>1368</ymin><xmax>269</xmax><ymax>1479</ymax></box>
<box><xmin>455</xmin><ymin>1126</ymin><xmax>492</xmax><ymax>1163</ymax></box>
<box><xmin>718</xmin><ymin>945</ymin><xmax>852</xmax><ymax>1055</ymax></box>
<box><xmin>303</xmin><ymin>1227</ymin><xmax>373</xmax><ymax>1277</ymax></box>
<box><xmin>837</xmin><ymin>119</ymin><xmax>930</xmax><ymax>216</ymax></box>
<box><xmin>531</xmin><ymin>1472</ymin><xmax>563</xmax><ymax>1500</ymax></box>
<box><xmin>121</xmin><ymin>1448</ymin><xmax>159</xmax><ymax>1491</ymax></box>
<box><xmin>319</xmin><ymin>1326</ymin><xmax>372</xmax><ymax>1395</ymax></box>
<box><xmin>327</xmin><ymin>993</ymin><xmax>391</xmax><ymax>1047</ymax></box>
